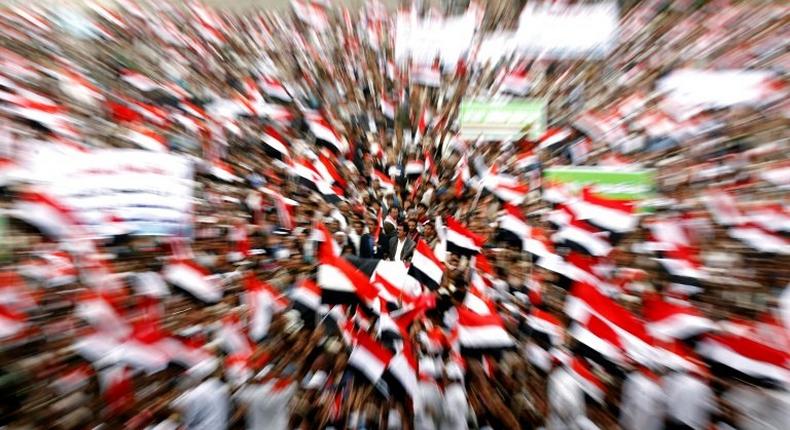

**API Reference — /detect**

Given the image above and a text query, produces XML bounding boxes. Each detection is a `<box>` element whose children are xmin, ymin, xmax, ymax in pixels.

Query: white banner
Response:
<box><xmin>516</xmin><ymin>2</ymin><xmax>619</xmax><ymax>59</ymax></box>
<box><xmin>25</xmin><ymin>149</ymin><xmax>194</xmax><ymax>236</ymax></box>
<box><xmin>395</xmin><ymin>11</ymin><xmax>477</xmax><ymax>68</ymax></box>
<box><xmin>657</xmin><ymin>69</ymin><xmax>781</xmax><ymax>120</ymax></box>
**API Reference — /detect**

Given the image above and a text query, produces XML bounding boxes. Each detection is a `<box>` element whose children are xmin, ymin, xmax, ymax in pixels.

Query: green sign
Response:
<box><xmin>459</xmin><ymin>99</ymin><xmax>546</xmax><ymax>140</ymax></box>
<box><xmin>543</xmin><ymin>167</ymin><xmax>656</xmax><ymax>201</ymax></box>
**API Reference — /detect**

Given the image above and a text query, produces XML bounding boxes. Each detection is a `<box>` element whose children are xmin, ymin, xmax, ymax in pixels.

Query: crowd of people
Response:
<box><xmin>0</xmin><ymin>0</ymin><xmax>788</xmax><ymax>429</ymax></box>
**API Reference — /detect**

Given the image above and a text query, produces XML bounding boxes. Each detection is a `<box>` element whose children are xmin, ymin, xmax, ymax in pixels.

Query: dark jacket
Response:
<box><xmin>386</xmin><ymin>236</ymin><xmax>415</xmax><ymax>261</ymax></box>
<box><xmin>358</xmin><ymin>233</ymin><xmax>376</xmax><ymax>259</ymax></box>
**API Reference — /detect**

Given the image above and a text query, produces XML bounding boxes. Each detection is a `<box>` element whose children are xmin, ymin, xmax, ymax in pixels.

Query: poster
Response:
<box><xmin>23</xmin><ymin>149</ymin><xmax>194</xmax><ymax>236</ymax></box>
<box><xmin>458</xmin><ymin>99</ymin><xmax>546</xmax><ymax>140</ymax></box>
<box><xmin>543</xmin><ymin>167</ymin><xmax>655</xmax><ymax>201</ymax></box>
<box><xmin>516</xmin><ymin>2</ymin><xmax>619</xmax><ymax>59</ymax></box>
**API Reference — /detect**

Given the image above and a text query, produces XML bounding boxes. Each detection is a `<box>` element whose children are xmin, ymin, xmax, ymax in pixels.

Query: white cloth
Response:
<box><xmin>663</xmin><ymin>372</ymin><xmax>716</xmax><ymax>430</ymax></box>
<box><xmin>441</xmin><ymin>383</ymin><xmax>468</xmax><ymax>430</ymax></box>
<box><xmin>348</xmin><ymin>232</ymin><xmax>361</xmax><ymax>256</ymax></box>
<box><xmin>173</xmin><ymin>378</ymin><xmax>230</xmax><ymax>430</ymax></box>
<box><xmin>234</xmin><ymin>380</ymin><xmax>297</xmax><ymax>430</ymax></box>
<box><xmin>394</xmin><ymin>238</ymin><xmax>406</xmax><ymax>261</ymax></box>
<box><xmin>546</xmin><ymin>367</ymin><xmax>587</xmax><ymax>430</ymax></box>
<box><xmin>415</xmin><ymin>380</ymin><xmax>443</xmax><ymax>430</ymax></box>
<box><xmin>619</xmin><ymin>371</ymin><xmax>666</xmax><ymax>430</ymax></box>
<box><xmin>723</xmin><ymin>385</ymin><xmax>790</xmax><ymax>430</ymax></box>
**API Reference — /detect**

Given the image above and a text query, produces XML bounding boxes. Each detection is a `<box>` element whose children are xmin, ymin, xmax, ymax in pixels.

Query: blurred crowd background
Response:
<box><xmin>0</xmin><ymin>0</ymin><xmax>787</xmax><ymax>429</ymax></box>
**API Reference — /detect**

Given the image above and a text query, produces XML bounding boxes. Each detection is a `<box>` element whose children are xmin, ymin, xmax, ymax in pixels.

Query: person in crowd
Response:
<box><xmin>0</xmin><ymin>1</ymin><xmax>786</xmax><ymax>430</ymax></box>
<box><xmin>387</xmin><ymin>222</ymin><xmax>416</xmax><ymax>262</ymax></box>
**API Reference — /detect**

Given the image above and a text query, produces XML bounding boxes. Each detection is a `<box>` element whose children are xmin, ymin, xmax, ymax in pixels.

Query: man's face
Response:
<box><xmin>397</xmin><ymin>225</ymin><xmax>406</xmax><ymax>239</ymax></box>
<box><xmin>408</xmin><ymin>220</ymin><xmax>417</xmax><ymax>233</ymax></box>
<box><xmin>389</xmin><ymin>208</ymin><xmax>398</xmax><ymax>219</ymax></box>
<box><xmin>424</xmin><ymin>224</ymin><xmax>435</xmax><ymax>238</ymax></box>
<box><xmin>354</xmin><ymin>222</ymin><xmax>364</xmax><ymax>234</ymax></box>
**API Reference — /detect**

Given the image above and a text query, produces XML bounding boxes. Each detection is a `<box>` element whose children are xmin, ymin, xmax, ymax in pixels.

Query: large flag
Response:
<box><xmin>570</xmin><ymin>313</ymin><xmax>627</xmax><ymax>367</ymax></box>
<box><xmin>307</xmin><ymin>114</ymin><xmax>347</xmax><ymax>154</ymax></box>
<box><xmin>318</xmin><ymin>255</ymin><xmax>379</xmax><ymax>307</ymax></box>
<box><xmin>407</xmin><ymin>240</ymin><xmax>444</xmax><ymax>290</ymax></box>
<box><xmin>572</xmin><ymin>188</ymin><xmax>638</xmax><ymax>234</ymax></box>
<box><xmin>642</xmin><ymin>294</ymin><xmax>716</xmax><ymax>341</ymax></box>
<box><xmin>552</xmin><ymin>219</ymin><xmax>612</xmax><ymax>257</ymax></box>
<box><xmin>291</xmin><ymin>278</ymin><xmax>322</xmax><ymax>318</ymax></box>
<box><xmin>568</xmin><ymin>357</ymin><xmax>606</xmax><ymax>403</ymax></box>
<box><xmin>456</xmin><ymin>304</ymin><xmax>515</xmax><ymax>355</ymax></box>
<box><xmin>445</xmin><ymin>216</ymin><xmax>485</xmax><ymax>257</ymax></box>
<box><xmin>497</xmin><ymin>203</ymin><xmax>530</xmax><ymax>248</ymax></box>
<box><xmin>697</xmin><ymin>333</ymin><xmax>789</xmax><ymax>388</ymax></box>
<box><xmin>565</xmin><ymin>282</ymin><xmax>656</xmax><ymax>365</ymax></box>
<box><xmin>348</xmin><ymin>328</ymin><xmax>394</xmax><ymax>383</ymax></box>
<box><xmin>527</xmin><ymin>308</ymin><xmax>563</xmax><ymax>347</ymax></box>
<box><xmin>293</xmin><ymin>159</ymin><xmax>341</xmax><ymax>203</ymax></box>
<box><xmin>262</xmin><ymin>125</ymin><xmax>289</xmax><ymax>160</ymax></box>
<box><xmin>245</xmin><ymin>273</ymin><xmax>288</xmax><ymax>341</ymax></box>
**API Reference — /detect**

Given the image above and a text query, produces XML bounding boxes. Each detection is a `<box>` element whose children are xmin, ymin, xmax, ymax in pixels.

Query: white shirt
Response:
<box><xmin>663</xmin><ymin>372</ymin><xmax>716</xmax><ymax>430</ymax></box>
<box><xmin>546</xmin><ymin>367</ymin><xmax>586</xmax><ymax>430</ymax></box>
<box><xmin>173</xmin><ymin>378</ymin><xmax>230</xmax><ymax>430</ymax></box>
<box><xmin>235</xmin><ymin>380</ymin><xmax>297</xmax><ymax>430</ymax></box>
<box><xmin>348</xmin><ymin>231</ymin><xmax>362</xmax><ymax>255</ymax></box>
<box><xmin>415</xmin><ymin>380</ymin><xmax>443</xmax><ymax>430</ymax></box>
<box><xmin>724</xmin><ymin>384</ymin><xmax>790</xmax><ymax>430</ymax></box>
<box><xmin>619</xmin><ymin>371</ymin><xmax>666</xmax><ymax>430</ymax></box>
<box><xmin>394</xmin><ymin>238</ymin><xmax>407</xmax><ymax>261</ymax></box>
<box><xmin>441</xmin><ymin>383</ymin><xmax>468</xmax><ymax>430</ymax></box>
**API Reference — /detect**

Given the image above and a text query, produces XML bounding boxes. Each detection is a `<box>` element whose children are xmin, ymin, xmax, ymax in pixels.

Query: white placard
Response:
<box><xmin>25</xmin><ymin>149</ymin><xmax>194</xmax><ymax>236</ymax></box>
<box><xmin>395</xmin><ymin>11</ymin><xmax>477</xmax><ymax>68</ymax></box>
<box><xmin>516</xmin><ymin>2</ymin><xmax>619</xmax><ymax>59</ymax></box>
<box><xmin>657</xmin><ymin>69</ymin><xmax>780</xmax><ymax>120</ymax></box>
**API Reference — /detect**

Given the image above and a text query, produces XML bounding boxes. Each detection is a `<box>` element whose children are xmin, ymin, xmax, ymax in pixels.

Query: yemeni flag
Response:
<box><xmin>307</xmin><ymin>114</ymin><xmax>347</xmax><ymax>154</ymax></box>
<box><xmin>552</xmin><ymin>219</ymin><xmax>612</xmax><ymax>257</ymax></box>
<box><xmin>445</xmin><ymin>216</ymin><xmax>485</xmax><ymax>257</ymax></box>
<box><xmin>642</xmin><ymin>294</ymin><xmax>716</xmax><ymax>341</ymax></box>
<box><xmin>497</xmin><ymin>203</ymin><xmax>529</xmax><ymax>248</ymax></box>
<box><xmin>483</xmin><ymin>169</ymin><xmax>530</xmax><ymax>205</ymax></box>
<box><xmin>372</xmin><ymin>169</ymin><xmax>395</xmax><ymax>194</ymax></box>
<box><xmin>565</xmin><ymin>282</ymin><xmax>656</xmax><ymax>366</ymax></box>
<box><xmin>262</xmin><ymin>125</ymin><xmax>290</xmax><ymax>160</ymax></box>
<box><xmin>728</xmin><ymin>224</ymin><xmax>789</xmax><ymax>255</ymax></box>
<box><xmin>568</xmin><ymin>357</ymin><xmax>606</xmax><ymax>403</ymax></box>
<box><xmin>573</xmin><ymin>188</ymin><xmax>638</xmax><ymax>234</ymax></box>
<box><xmin>348</xmin><ymin>327</ymin><xmax>394</xmax><ymax>383</ymax></box>
<box><xmin>697</xmin><ymin>333</ymin><xmax>789</xmax><ymax>388</ymax></box>
<box><xmin>527</xmin><ymin>308</ymin><xmax>563</xmax><ymax>348</ymax></box>
<box><xmin>384</xmin><ymin>340</ymin><xmax>419</xmax><ymax>405</ymax></box>
<box><xmin>291</xmin><ymin>278</ymin><xmax>322</xmax><ymax>321</ymax></box>
<box><xmin>407</xmin><ymin>240</ymin><xmax>444</xmax><ymax>290</ymax></box>
<box><xmin>570</xmin><ymin>313</ymin><xmax>627</xmax><ymax>368</ymax></box>
<box><xmin>259</xmin><ymin>76</ymin><xmax>292</xmax><ymax>102</ymax></box>
<box><xmin>245</xmin><ymin>273</ymin><xmax>288</xmax><ymax>342</ymax></box>
<box><xmin>456</xmin><ymin>304</ymin><xmax>515</xmax><ymax>356</ymax></box>
<box><xmin>11</xmin><ymin>191</ymin><xmax>83</xmax><ymax>240</ymax></box>
<box><xmin>654</xmin><ymin>246</ymin><xmax>705</xmax><ymax>296</ymax></box>
<box><xmin>318</xmin><ymin>255</ymin><xmax>380</xmax><ymax>307</ymax></box>
<box><xmin>293</xmin><ymin>159</ymin><xmax>341</xmax><ymax>203</ymax></box>
<box><xmin>163</xmin><ymin>259</ymin><xmax>222</xmax><ymax>303</ymax></box>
